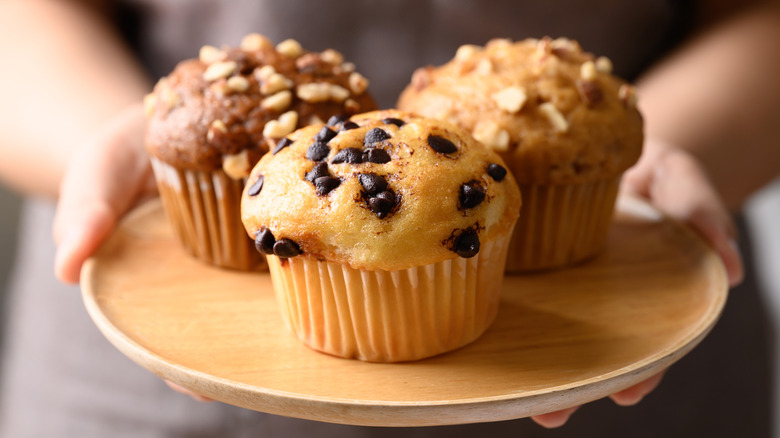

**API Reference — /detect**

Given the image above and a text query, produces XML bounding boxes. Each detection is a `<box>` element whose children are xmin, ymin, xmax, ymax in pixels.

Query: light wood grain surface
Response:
<box><xmin>81</xmin><ymin>195</ymin><xmax>728</xmax><ymax>427</ymax></box>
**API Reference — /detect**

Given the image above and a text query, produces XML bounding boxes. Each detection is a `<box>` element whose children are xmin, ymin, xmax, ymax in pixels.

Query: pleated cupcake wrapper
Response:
<box><xmin>266</xmin><ymin>233</ymin><xmax>512</xmax><ymax>362</ymax></box>
<box><xmin>506</xmin><ymin>178</ymin><xmax>620</xmax><ymax>273</ymax></box>
<box><xmin>150</xmin><ymin>158</ymin><xmax>265</xmax><ymax>271</ymax></box>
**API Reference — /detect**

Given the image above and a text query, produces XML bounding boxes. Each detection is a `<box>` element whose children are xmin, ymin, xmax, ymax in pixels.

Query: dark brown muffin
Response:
<box><xmin>144</xmin><ymin>33</ymin><xmax>377</xmax><ymax>270</ymax></box>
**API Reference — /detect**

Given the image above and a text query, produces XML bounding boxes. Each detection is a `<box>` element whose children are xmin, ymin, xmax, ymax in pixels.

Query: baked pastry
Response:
<box><xmin>398</xmin><ymin>37</ymin><xmax>643</xmax><ymax>271</ymax></box>
<box><xmin>145</xmin><ymin>33</ymin><xmax>376</xmax><ymax>270</ymax></box>
<box><xmin>241</xmin><ymin>110</ymin><xmax>521</xmax><ymax>362</ymax></box>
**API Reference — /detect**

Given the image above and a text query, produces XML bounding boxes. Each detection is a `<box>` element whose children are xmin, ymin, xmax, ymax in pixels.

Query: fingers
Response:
<box><xmin>164</xmin><ymin>380</ymin><xmax>214</xmax><ymax>402</ymax></box>
<box><xmin>530</xmin><ymin>405</ymin><xmax>580</xmax><ymax>428</ymax></box>
<box><xmin>53</xmin><ymin>103</ymin><xmax>155</xmax><ymax>284</ymax></box>
<box><xmin>623</xmin><ymin>142</ymin><xmax>744</xmax><ymax>287</ymax></box>
<box><xmin>609</xmin><ymin>371</ymin><xmax>666</xmax><ymax>406</ymax></box>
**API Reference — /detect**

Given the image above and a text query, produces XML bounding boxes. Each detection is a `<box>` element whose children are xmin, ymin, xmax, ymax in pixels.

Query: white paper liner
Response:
<box><xmin>266</xmin><ymin>234</ymin><xmax>512</xmax><ymax>362</ymax></box>
<box><xmin>150</xmin><ymin>157</ymin><xmax>265</xmax><ymax>271</ymax></box>
<box><xmin>506</xmin><ymin>178</ymin><xmax>620</xmax><ymax>272</ymax></box>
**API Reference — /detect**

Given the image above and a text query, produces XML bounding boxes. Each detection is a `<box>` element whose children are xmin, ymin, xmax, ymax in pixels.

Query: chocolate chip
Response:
<box><xmin>327</xmin><ymin>114</ymin><xmax>347</xmax><ymax>127</ymax></box>
<box><xmin>382</xmin><ymin>117</ymin><xmax>405</xmax><ymax>127</ymax></box>
<box><xmin>459</xmin><ymin>181</ymin><xmax>486</xmax><ymax>209</ymax></box>
<box><xmin>254</xmin><ymin>227</ymin><xmax>275</xmax><ymax>255</ymax></box>
<box><xmin>305</xmin><ymin>162</ymin><xmax>330</xmax><ymax>183</ymax></box>
<box><xmin>358</xmin><ymin>173</ymin><xmax>388</xmax><ymax>195</ymax></box>
<box><xmin>368</xmin><ymin>190</ymin><xmax>396</xmax><ymax>219</ymax></box>
<box><xmin>454</xmin><ymin>229</ymin><xmax>480</xmax><ymax>258</ymax></box>
<box><xmin>273</xmin><ymin>238</ymin><xmax>301</xmax><ymax>258</ymax></box>
<box><xmin>427</xmin><ymin>135</ymin><xmax>458</xmax><ymax>154</ymax></box>
<box><xmin>363</xmin><ymin>148</ymin><xmax>391</xmax><ymax>164</ymax></box>
<box><xmin>272</xmin><ymin>137</ymin><xmax>293</xmax><ymax>155</ymax></box>
<box><xmin>305</xmin><ymin>141</ymin><xmax>330</xmax><ymax>161</ymax></box>
<box><xmin>247</xmin><ymin>175</ymin><xmax>264</xmax><ymax>196</ymax></box>
<box><xmin>314</xmin><ymin>126</ymin><xmax>337</xmax><ymax>143</ymax></box>
<box><xmin>364</xmin><ymin>128</ymin><xmax>391</xmax><ymax>146</ymax></box>
<box><xmin>340</xmin><ymin>121</ymin><xmax>359</xmax><ymax>131</ymax></box>
<box><xmin>331</xmin><ymin>147</ymin><xmax>364</xmax><ymax>164</ymax></box>
<box><xmin>487</xmin><ymin>163</ymin><xmax>507</xmax><ymax>181</ymax></box>
<box><xmin>314</xmin><ymin>175</ymin><xmax>341</xmax><ymax>195</ymax></box>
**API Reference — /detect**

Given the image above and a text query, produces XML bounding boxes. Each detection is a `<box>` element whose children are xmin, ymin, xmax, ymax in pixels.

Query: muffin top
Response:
<box><xmin>144</xmin><ymin>33</ymin><xmax>377</xmax><ymax>178</ymax></box>
<box><xmin>241</xmin><ymin>110</ymin><xmax>521</xmax><ymax>271</ymax></box>
<box><xmin>397</xmin><ymin>37</ymin><xmax>643</xmax><ymax>185</ymax></box>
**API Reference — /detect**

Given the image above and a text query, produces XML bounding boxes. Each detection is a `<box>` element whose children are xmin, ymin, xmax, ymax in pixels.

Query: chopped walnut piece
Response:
<box><xmin>539</xmin><ymin>102</ymin><xmax>569</xmax><ymax>132</ymax></box>
<box><xmin>580</xmin><ymin>61</ymin><xmax>597</xmax><ymax>81</ymax></box>
<box><xmin>320</xmin><ymin>49</ymin><xmax>344</xmax><ymax>65</ymax></box>
<box><xmin>297</xmin><ymin>83</ymin><xmax>350</xmax><ymax>103</ymax></box>
<box><xmin>203</xmin><ymin>61</ymin><xmax>237</xmax><ymax>81</ymax></box>
<box><xmin>226</xmin><ymin>76</ymin><xmax>250</xmax><ymax>93</ymax></box>
<box><xmin>577</xmin><ymin>80</ymin><xmax>603</xmax><ymax>106</ymax></box>
<box><xmin>261</xmin><ymin>90</ymin><xmax>292</xmax><ymax>111</ymax></box>
<box><xmin>199</xmin><ymin>45</ymin><xmax>224</xmax><ymax>64</ymax></box>
<box><xmin>348</xmin><ymin>72</ymin><xmax>369</xmax><ymax>95</ymax></box>
<box><xmin>261</xmin><ymin>73</ymin><xmax>294</xmax><ymax>95</ymax></box>
<box><xmin>206</xmin><ymin>120</ymin><xmax>228</xmax><ymax>143</ymax></box>
<box><xmin>263</xmin><ymin>111</ymin><xmax>298</xmax><ymax>138</ymax></box>
<box><xmin>595</xmin><ymin>56</ymin><xmax>613</xmax><ymax>74</ymax></box>
<box><xmin>472</xmin><ymin>120</ymin><xmax>510</xmax><ymax>151</ymax></box>
<box><xmin>254</xmin><ymin>65</ymin><xmax>275</xmax><ymax>81</ymax></box>
<box><xmin>475</xmin><ymin>58</ymin><xmax>493</xmax><ymax>75</ymax></box>
<box><xmin>340</xmin><ymin>62</ymin><xmax>356</xmax><ymax>73</ymax></box>
<box><xmin>276</xmin><ymin>39</ymin><xmax>303</xmax><ymax>58</ymax></box>
<box><xmin>143</xmin><ymin>93</ymin><xmax>156</xmax><ymax>117</ymax></box>
<box><xmin>222</xmin><ymin>150</ymin><xmax>251</xmax><ymax>180</ymax></box>
<box><xmin>455</xmin><ymin>44</ymin><xmax>481</xmax><ymax>61</ymax></box>
<box><xmin>411</xmin><ymin>67</ymin><xmax>433</xmax><ymax>91</ymax></box>
<box><xmin>240</xmin><ymin>33</ymin><xmax>272</xmax><ymax>52</ymax></box>
<box><xmin>308</xmin><ymin>115</ymin><xmax>325</xmax><ymax>125</ymax></box>
<box><xmin>161</xmin><ymin>87</ymin><xmax>180</xmax><ymax>111</ymax></box>
<box><xmin>344</xmin><ymin>98</ymin><xmax>361</xmax><ymax>113</ymax></box>
<box><xmin>619</xmin><ymin>84</ymin><xmax>638</xmax><ymax>108</ymax></box>
<box><xmin>492</xmin><ymin>86</ymin><xmax>527</xmax><ymax>113</ymax></box>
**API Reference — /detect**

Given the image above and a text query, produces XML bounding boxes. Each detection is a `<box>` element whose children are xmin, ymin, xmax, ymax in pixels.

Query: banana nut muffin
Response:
<box><xmin>398</xmin><ymin>37</ymin><xmax>643</xmax><ymax>272</ymax></box>
<box><xmin>144</xmin><ymin>33</ymin><xmax>377</xmax><ymax>270</ymax></box>
<box><xmin>241</xmin><ymin>110</ymin><xmax>521</xmax><ymax>362</ymax></box>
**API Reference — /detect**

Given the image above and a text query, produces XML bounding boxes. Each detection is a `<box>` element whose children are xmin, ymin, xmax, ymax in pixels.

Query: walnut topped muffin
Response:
<box><xmin>398</xmin><ymin>37</ymin><xmax>643</xmax><ymax>184</ymax></box>
<box><xmin>144</xmin><ymin>33</ymin><xmax>377</xmax><ymax>271</ymax></box>
<box><xmin>241</xmin><ymin>109</ymin><xmax>521</xmax><ymax>362</ymax></box>
<box><xmin>146</xmin><ymin>33</ymin><xmax>376</xmax><ymax>178</ymax></box>
<box><xmin>398</xmin><ymin>37</ymin><xmax>644</xmax><ymax>272</ymax></box>
<box><xmin>241</xmin><ymin>110</ymin><xmax>520</xmax><ymax>271</ymax></box>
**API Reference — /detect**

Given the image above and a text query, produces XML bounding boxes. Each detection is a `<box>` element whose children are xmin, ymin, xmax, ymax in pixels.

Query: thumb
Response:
<box><xmin>53</xmin><ymin>104</ymin><xmax>155</xmax><ymax>284</ymax></box>
<box><xmin>623</xmin><ymin>144</ymin><xmax>743</xmax><ymax>287</ymax></box>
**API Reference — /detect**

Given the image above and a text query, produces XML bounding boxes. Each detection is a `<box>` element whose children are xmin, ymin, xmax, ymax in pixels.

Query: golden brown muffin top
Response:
<box><xmin>397</xmin><ymin>37</ymin><xmax>644</xmax><ymax>185</ymax></box>
<box><xmin>241</xmin><ymin>110</ymin><xmax>521</xmax><ymax>271</ymax></box>
<box><xmin>144</xmin><ymin>33</ymin><xmax>377</xmax><ymax>178</ymax></box>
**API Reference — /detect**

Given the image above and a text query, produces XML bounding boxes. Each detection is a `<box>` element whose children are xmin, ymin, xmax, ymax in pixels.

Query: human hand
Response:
<box><xmin>530</xmin><ymin>140</ymin><xmax>742</xmax><ymax>428</ymax></box>
<box><xmin>53</xmin><ymin>103</ymin><xmax>157</xmax><ymax>283</ymax></box>
<box><xmin>52</xmin><ymin>103</ymin><xmax>216</xmax><ymax>402</ymax></box>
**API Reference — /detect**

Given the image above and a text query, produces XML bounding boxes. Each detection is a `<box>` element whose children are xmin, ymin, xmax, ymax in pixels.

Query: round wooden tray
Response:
<box><xmin>81</xmin><ymin>195</ymin><xmax>727</xmax><ymax>427</ymax></box>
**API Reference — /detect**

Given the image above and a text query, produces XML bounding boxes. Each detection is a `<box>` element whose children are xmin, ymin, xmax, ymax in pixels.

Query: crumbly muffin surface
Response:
<box><xmin>397</xmin><ymin>37</ymin><xmax>643</xmax><ymax>185</ymax></box>
<box><xmin>145</xmin><ymin>34</ymin><xmax>376</xmax><ymax>176</ymax></box>
<box><xmin>241</xmin><ymin>110</ymin><xmax>521</xmax><ymax>271</ymax></box>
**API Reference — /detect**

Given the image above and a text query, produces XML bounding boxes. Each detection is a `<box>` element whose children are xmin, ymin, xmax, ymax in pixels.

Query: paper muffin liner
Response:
<box><xmin>265</xmin><ymin>233</ymin><xmax>512</xmax><ymax>362</ymax></box>
<box><xmin>505</xmin><ymin>177</ymin><xmax>620</xmax><ymax>273</ymax></box>
<box><xmin>150</xmin><ymin>157</ymin><xmax>265</xmax><ymax>271</ymax></box>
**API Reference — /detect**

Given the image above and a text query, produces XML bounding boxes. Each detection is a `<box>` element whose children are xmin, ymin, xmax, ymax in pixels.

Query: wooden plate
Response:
<box><xmin>81</xmin><ymin>194</ymin><xmax>727</xmax><ymax>427</ymax></box>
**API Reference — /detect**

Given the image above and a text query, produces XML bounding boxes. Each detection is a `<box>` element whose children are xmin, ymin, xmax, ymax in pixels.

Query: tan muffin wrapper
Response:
<box><xmin>151</xmin><ymin>158</ymin><xmax>265</xmax><ymax>271</ymax></box>
<box><xmin>266</xmin><ymin>232</ymin><xmax>512</xmax><ymax>363</ymax></box>
<box><xmin>507</xmin><ymin>177</ymin><xmax>619</xmax><ymax>272</ymax></box>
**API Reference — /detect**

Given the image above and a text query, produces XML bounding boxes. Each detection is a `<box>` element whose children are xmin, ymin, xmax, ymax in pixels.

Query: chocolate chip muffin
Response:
<box><xmin>241</xmin><ymin>110</ymin><xmax>521</xmax><ymax>362</ymax></box>
<box><xmin>398</xmin><ymin>37</ymin><xmax>643</xmax><ymax>272</ymax></box>
<box><xmin>144</xmin><ymin>33</ymin><xmax>377</xmax><ymax>270</ymax></box>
